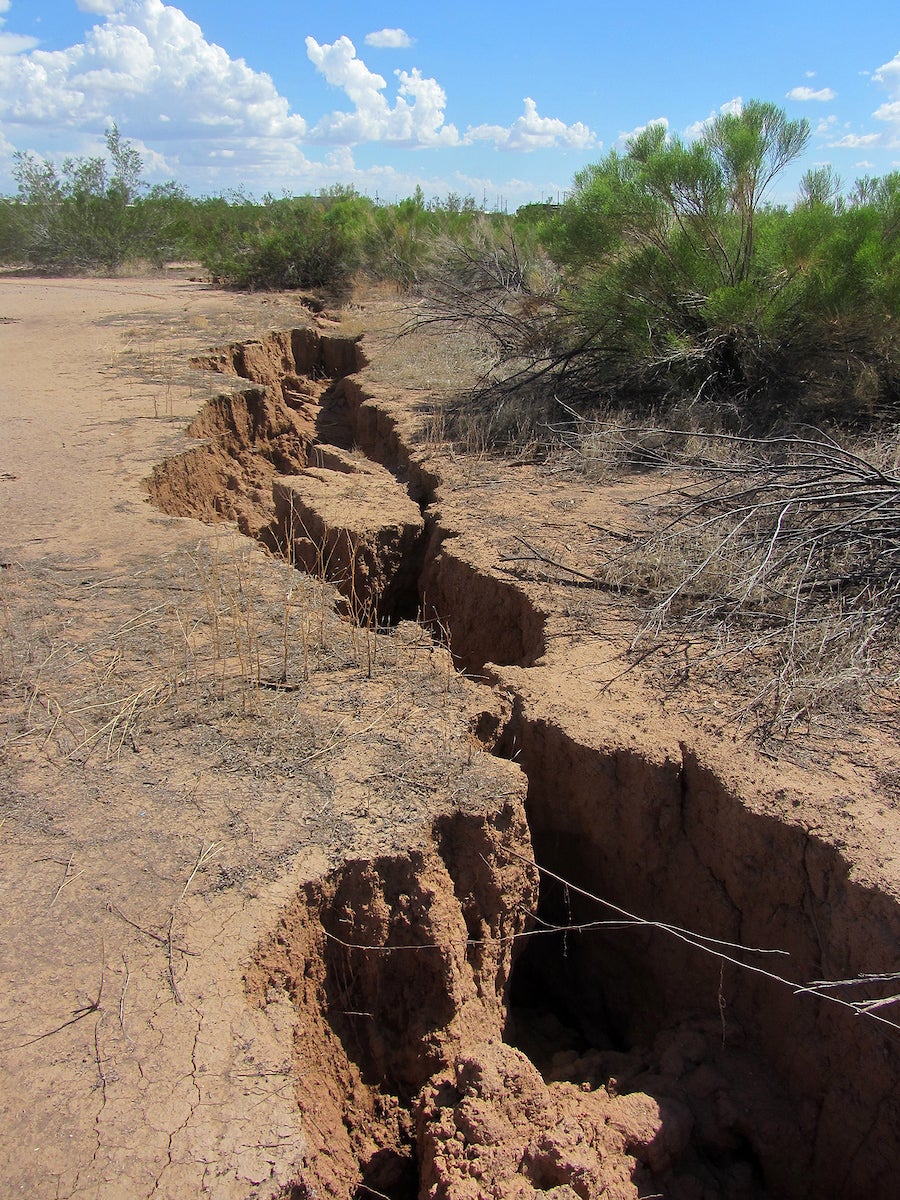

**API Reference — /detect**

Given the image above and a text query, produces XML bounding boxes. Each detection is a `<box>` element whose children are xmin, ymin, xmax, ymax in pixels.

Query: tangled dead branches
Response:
<box><xmin>596</xmin><ymin>430</ymin><xmax>900</xmax><ymax>740</ymax></box>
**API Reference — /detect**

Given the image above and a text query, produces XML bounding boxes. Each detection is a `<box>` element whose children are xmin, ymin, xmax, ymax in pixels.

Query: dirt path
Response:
<box><xmin>3</xmin><ymin>277</ymin><xmax>192</xmax><ymax>564</ymax></box>
<box><xmin>0</xmin><ymin>277</ymin><xmax>518</xmax><ymax>1198</ymax></box>
<box><xmin>0</xmin><ymin>277</ymin><xmax>320</xmax><ymax>1197</ymax></box>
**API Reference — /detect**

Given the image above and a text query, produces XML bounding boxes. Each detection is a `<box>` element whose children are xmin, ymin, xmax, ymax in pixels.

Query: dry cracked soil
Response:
<box><xmin>2</xmin><ymin>273</ymin><xmax>900</xmax><ymax>1200</ymax></box>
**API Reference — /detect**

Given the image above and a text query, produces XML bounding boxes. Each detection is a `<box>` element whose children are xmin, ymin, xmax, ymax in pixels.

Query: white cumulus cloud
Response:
<box><xmin>365</xmin><ymin>28</ymin><xmax>413</xmax><ymax>49</ymax></box>
<box><xmin>828</xmin><ymin>131</ymin><xmax>881</xmax><ymax>148</ymax></box>
<box><xmin>0</xmin><ymin>30</ymin><xmax>36</xmax><ymax>53</ymax></box>
<box><xmin>0</xmin><ymin>3</ymin><xmax>599</xmax><ymax>197</ymax></box>
<box><xmin>684</xmin><ymin>97</ymin><xmax>742</xmax><ymax>140</ymax></box>
<box><xmin>0</xmin><ymin>0</ymin><xmax>308</xmax><ymax>176</ymax></box>
<box><xmin>787</xmin><ymin>85</ymin><xmax>836</xmax><ymax>102</ymax></box>
<box><xmin>76</xmin><ymin>1</ymin><xmax>122</xmax><ymax>13</ymax></box>
<box><xmin>306</xmin><ymin>38</ymin><xmax>595</xmax><ymax>152</ymax></box>
<box><xmin>874</xmin><ymin>52</ymin><xmax>900</xmax><ymax>87</ymax></box>
<box><xmin>0</xmin><ymin>0</ymin><xmax>37</xmax><ymax>54</ymax></box>
<box><xmin>306</xmin><ymin>35</ymin><xmax>459</xmax><ymax>146</ymax></box>
<box><xmin>814</xmin><ymin>114</ymin><xmax>838</xmax><ymax>137</ymax></box>
<box><xmin>467</xmin><ymin>98</ymin><xmax>596</xmax><ymax>152</ymax></box>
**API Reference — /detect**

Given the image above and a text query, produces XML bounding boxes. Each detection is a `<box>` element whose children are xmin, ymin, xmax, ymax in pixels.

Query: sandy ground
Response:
<box><xmin>0</xmin><ymin>276</ymin><xmax>518</xmax><ymax>1198</ymax></box>
<box><xmin>0</xmin><ymin>277</ymin><xmax>322</xmax><ymax>1198</ymax></box>
<box><xmin>3</xmin><ymin>274</ymin><xmax>900</xmax><ymax>1200</ymax></box>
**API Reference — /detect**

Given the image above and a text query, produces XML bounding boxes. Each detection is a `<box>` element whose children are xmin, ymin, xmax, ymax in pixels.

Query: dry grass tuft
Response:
<box><xmin>0</xmin><ymin>533</ymin><xmax>459</xmax><ymax>775</ymax></box>
<box><xmin>338</xmin><ymin>297</ymin><xmax>495</xmax><ymax>397</ymax></box>
<box><xmin>576</xmin><ymin>428</ymin><xmax>900</xmax><ymax>743</ymax></box>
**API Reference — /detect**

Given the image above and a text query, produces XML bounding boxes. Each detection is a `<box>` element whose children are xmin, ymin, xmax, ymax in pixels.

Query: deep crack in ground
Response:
<box><xmin>147</xmin><ymin>319</ymin><xmax>900</xmax><ymax>1200</ymax></box>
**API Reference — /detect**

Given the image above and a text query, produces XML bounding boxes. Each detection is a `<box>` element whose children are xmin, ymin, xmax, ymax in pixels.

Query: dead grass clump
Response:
<box><xmin>0</xmin><ymin>525</ymin><xmax>480</xmax><ymax>829</ymax></box>
<box><xmin>339</xmin><ymin>298</ymin><xmax>495</xmax><ymax>398</ymax></box>
<box><xmin>543</xmin><ymin>404</ymin><xmax>753</xmax><ymax>482</ymax></box>
<box><xmin>588</xmin><ymin>429</ymin><xmax>900</xmax><ymax>742</ymax></box>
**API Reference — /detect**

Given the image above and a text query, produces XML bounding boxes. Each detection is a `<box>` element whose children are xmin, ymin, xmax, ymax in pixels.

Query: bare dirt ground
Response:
<box><xmin>2</xmin><ymin>274</ymin><xmax>900</xmax><ymax>1200</ymax></box>
<box><xmin>0</xmin><ymin>276</ymin><xmax>509</xmax><ymax>1198</ymax></box>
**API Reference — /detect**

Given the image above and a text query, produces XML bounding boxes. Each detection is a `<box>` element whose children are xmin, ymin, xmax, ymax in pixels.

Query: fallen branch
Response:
<box><xmin>500</xmin><ymin>845</ymin><xmax>900</xmax><ymax>1033</ymax></box>
<box><xmin>500</xmin><ymin>536</ymin><xmax>599</xmax><ymax>586</ymax></box>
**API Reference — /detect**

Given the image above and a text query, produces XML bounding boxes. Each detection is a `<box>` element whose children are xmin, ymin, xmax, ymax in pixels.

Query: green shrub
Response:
<box><xmin>198</xmin><ymin>192</ymin><xmax>373</xmax><ymax>291</ymax></box>
<box><xmin>535</xmin><ymin>104</ymin><xmax>900</xmax><ymax>425</ymax></box>
<box><xmin>10</xmin><ymin>125</ymin><xmax>188</xmax><ymax>272</ymax></box>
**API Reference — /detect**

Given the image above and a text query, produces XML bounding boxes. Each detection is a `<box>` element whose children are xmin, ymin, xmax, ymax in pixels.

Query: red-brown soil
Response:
<box><xmin>2</xmin><ymin>275</ymin><xmax>900</xmax><ymax>1200</ymax></box>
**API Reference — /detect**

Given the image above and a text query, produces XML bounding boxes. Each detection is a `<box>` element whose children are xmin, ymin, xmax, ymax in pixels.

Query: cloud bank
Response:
<box><xmin>0</xmin><ymin>0</ymin><xmax>596</xmax><ymax>188</ymax></box>
<box><xmin>0</xmin><ymin>0</ymin><xmax>310</xmax><ymax>182</ymax></box>
<box><xmin>304</xmin><ymin>36</ymin><xmax>595</xmax><ymax>152</ymax></box>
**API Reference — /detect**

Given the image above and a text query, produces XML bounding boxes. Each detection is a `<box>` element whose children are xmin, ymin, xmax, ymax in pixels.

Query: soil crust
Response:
<box><xmin>2</xmin><ymin>278</ymin><xmax>900</xmax><ymax>1200</ymax></box>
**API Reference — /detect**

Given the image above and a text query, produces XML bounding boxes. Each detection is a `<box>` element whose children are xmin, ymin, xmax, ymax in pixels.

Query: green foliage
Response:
<box><xmin>361</xmin><ymin>189</ymin><xmax>487</xmax><ymax>291</ymax></box>
<box><xmin>363</xmin><ymin>198</ymin><xmax>433</xmax><ymax>290</ymax></box>
<box><xmin>193</xmin><ymin>185</ymin><xmax>506</xmax><ymax>294</ymax></box>
<box><xmin>8</xmin><ymin>97</ymin><xmax>896</xmax><ymax>436</ymax></box>
<box><xmin>540</xmin><ymin>101</ymin><xmax>900</xmax><ymax>424</ymax></box>
<box><xmin>2</xmin><ymin>132</ymin><xmax>517</xmax><ymax>294</ymax></box>
<box><xmin>0</xmin><ymin>196</ymin><xmax>30</xmax><ymax>262</ymax></box>
<box><xmin>10</xmin><ymin>125</ymin><xmax>187</xmax><ymax>272</ymax></box>
<box><xmin>197</xmin><ymin>192</ymin><xmax>375</xmax><ymax>291</ymax></box>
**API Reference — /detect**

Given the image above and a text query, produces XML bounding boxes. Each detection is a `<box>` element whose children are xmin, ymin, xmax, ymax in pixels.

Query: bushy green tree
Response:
<box><xmin>542</xmin><ymin>103</ymin><xmax>816</xmax><ymax>415</ymax></box>
<box><xmin>198</xmin><ymin>192</ymin><xmax>374</xmax><ymax>291</ymax></box>
<box><xmin>11</xmin><ymin>125</ymin><xmax>183</xmax><ymax>271</ymax></box>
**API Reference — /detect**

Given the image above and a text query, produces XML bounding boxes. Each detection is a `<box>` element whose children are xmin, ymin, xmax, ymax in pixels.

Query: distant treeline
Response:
<box><xmin>0</xmin><ymin>125</ymin><xmax>538</xmax><ymax>288</ymax></box>
<box><xmin>4</xmin><ymin>106</ymin><xmax>900</xmax><ymax>426</ymax></box>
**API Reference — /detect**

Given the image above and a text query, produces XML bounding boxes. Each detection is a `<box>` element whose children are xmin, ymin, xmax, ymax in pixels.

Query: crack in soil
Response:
<box><xmin>149</xmin><ymin>1007</ymin><xmax>203</xmax><ymax>1197</ymax></box>
<box><xmin>146</xmin><ymin>321</ymin><xmax>900</xmax><ymax>1199</ymax></box>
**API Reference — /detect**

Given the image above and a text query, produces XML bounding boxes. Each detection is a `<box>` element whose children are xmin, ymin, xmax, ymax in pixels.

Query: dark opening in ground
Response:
<box><xmin>355</xmin><ymin>1147</ymin><xmax>419</xmax><ymax>1200</ymax></box>
<box><xmin>505</xmin><ymin>915</ymin><xmax>622</xmax><ymax>1065</ymax></box>
<box><xmin>170</xmin><ymin>325</ymin><xmax>900</xmax><ymax>1200</ymax></box>
<box><xmin>503</xmin><ymin>883</ymin><xmax>779</xmax><ymax>1198</ymax></box>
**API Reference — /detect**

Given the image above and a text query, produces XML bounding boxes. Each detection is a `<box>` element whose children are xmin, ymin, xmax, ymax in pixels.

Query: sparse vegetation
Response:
<box><xmin>4</xmin><ymin>105</ymin><xmax>900</xmax><ymax>425</ymax></box>
<box><xmin>367</xmin><ymin>101</ymin><xmax>900</xmax><ymax>737</ymax></box>
<box><xmin>4</xmin><ymin>100</ymin><xmax>900</xmax><ymax>737</ymax></box>
<box><xmin>7</xmin><ymin>126</ymin><xmax>186</xmax><ymax>272</ymax></box>
<box><xmin>417</xmin><ymin>102</ymin><xmax>900</xmax><ymax>443</ymax></box>
<box><xmin>0</xmin><ymin>531</ymin><xmax>454</xmax><ymax>771</ymax></box>
<box><xmin>584</xmin><ymin>428</ymin><xmax>900</xmax><ymax>739</ymax></box>
<box><xmin>5</xmin><ymin>230</ymin><xmax>900</xmax><ymax>1200</ymax></box>
<box><xmin>1</xmin><ymin>141</ymin><xmax>533</xmax><ymax>291</ymax></box>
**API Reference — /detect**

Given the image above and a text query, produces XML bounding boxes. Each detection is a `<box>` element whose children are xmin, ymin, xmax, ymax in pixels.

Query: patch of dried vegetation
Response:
<box><xmin>0</xmin><ymin>531</ymin><xmax>496</xmax><ymax>866</ymax></box>
<box><xmin>533</xmin><ymin>418</ymin><xmax>900</xmax><ymax>745</ymax></box>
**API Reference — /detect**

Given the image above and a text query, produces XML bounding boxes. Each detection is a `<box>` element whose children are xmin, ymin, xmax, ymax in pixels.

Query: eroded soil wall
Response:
<box><xmin>151</xmin><ymin>323</ymin><xmax>900</xmax><ymax>1199</ymax></box>
<box><xmin>502</xmin><ymin>705</ymin><xmax>900</xmax><ymax>1198</ymax></box>
<box><xmin>147</xmin><ymin>326</ymin><xmax>368</xmax><ymax>540</ymax></box>
<box><xmin>244</xmin><ymin>800</ymin><xmax>538</xmax><ymax>1198</ymax></box>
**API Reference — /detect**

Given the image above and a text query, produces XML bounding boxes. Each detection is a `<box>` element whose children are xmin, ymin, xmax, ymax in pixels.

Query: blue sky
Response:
<box><xmin>2</xmin><ymin>0</ymin><xmax>899</xmax><ymax>206</ymax></box>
